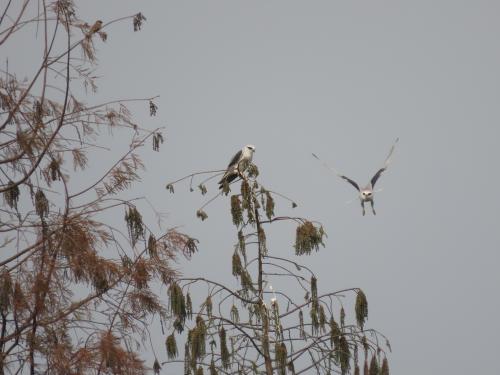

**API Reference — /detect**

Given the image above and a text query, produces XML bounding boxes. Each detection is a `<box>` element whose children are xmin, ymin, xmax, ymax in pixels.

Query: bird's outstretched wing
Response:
<box><xmin>370</xmin><ymin>168</ymin><xmax>385</xmax><ymax>188</ymax></box>
<box><xmin>370</xmin><ymin>137</ymin><xmax>399</xmax><ymax>188</ymax></box>
<box><xmin>312</xmin><ymin>153</ymin><xmax>360</xmax><ymax>192</ymax></box>
<box><xmin>340</xmin><ymin>175</ymin><xmax>360</xmax><ymax>191</ymax></box>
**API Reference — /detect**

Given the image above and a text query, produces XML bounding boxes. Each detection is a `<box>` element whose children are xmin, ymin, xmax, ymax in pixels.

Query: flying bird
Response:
<box><xmin>219</xmin><ymin>145</ymin><xmax>256</xmax><ymax>189</ymax></box>
<box><xmin>312</xmin><ymin>138</ymin><xmax>399</xmax><ymax>216</ymax></box>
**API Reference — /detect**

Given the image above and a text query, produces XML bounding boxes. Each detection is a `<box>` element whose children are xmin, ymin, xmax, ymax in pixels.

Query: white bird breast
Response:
<box><xmin>242</xmin><ymin>147</ymin><xmax>254</xmax><ymax>161</ymax></box>
<box><xmin>360</xmin><ymin>190</ymin><xmax>373</xmax><ymax>201</ymax></box>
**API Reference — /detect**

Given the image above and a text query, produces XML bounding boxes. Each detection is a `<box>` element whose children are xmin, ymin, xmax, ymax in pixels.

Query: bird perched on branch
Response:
<box><xmin>219</xmin><ymin>145</ymin><xmax>256</xmax><ymax>189</ymax></box>
<box><xmin>312</xmin><ymin>138</ymin><xmax>399</xmax><ymax>216</ymax></box>
<box><xmin>86</xmin><ymin>20</ymin><xmax>103</xmax><ymax>38</ymax></box>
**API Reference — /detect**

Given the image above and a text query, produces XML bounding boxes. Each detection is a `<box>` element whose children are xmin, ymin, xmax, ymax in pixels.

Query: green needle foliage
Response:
<box><xmin>186</xmin><ymin>292</ymin><xmax>193</xmax><ymax>320</ymax></box>
<box><xmin>369</xmin><ymin>355</ymin><xmax>379</xmax><ymax>375</ymax></box>
<box><xmin>230</xmin><ymin>304</ymin><xmax>240</xmax><ymax>323</ymax></box>
<box><xmin>219</xmin><ymin>327</ymin><xmax>230</xmax><ymax>369</ymax></box>
<box><xmin>3</xmin><ymin>181</ymin><xmax>20</xmax><ymax>209</ymax></box>
<box><xmin>35</xmin><ymin>189</ymin><xmax>49</xmax><ymax>218</ymax></box>
<box><xmin>231</xmin><ymin>195</ymin><xmax>244</xmax><ymax>226</ymax></box>
<box><xmin>265</xmin><ymin>191</ymin><xmax>275</xmax><ymax>220</ymax></box>
<box><xmin>294</xmin><ymin>221</ymin><xmax>325</xmax><ymax>255</ymax></box>
<box><xmin>166</xmin><ymin>333</ymin><xmax>178</xmax><ymax>359</ymax></box>
<box><xmin>163</xmin><ymin>162</ymin><xmax>390</xmax><ymax>374</ymax></box>
<box><xmin>275</xmin><ymin>342</ymin><xmax>288</xmax><ymax>375</ymax></box>
<box><xmin>168</xmin><ymin>282</ymin><xmax>187</xmax><ymax>324</ymax></box>
<box><xmin>232</xmin><ymin>251</ymin><xmax>243</xmax><ymax>277</ymax></box>
<box><xmin>355</xmin><ymin>289</ymin><xmax>369</xmax><ymax>330</ymax></box>
<box><xmin>125</xmin><ymin>206</ymin><xmax>145</xmax><ymax>247</ymax></box>
<box><xmin>381</xmin><ymin>357</ymin><xmax>390</xmax><ymax>375</ymax></box>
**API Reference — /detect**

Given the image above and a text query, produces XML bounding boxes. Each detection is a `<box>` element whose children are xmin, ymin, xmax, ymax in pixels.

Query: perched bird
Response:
<box><xmin>219</xmin><ymin>145</ymin><xmax>256</xmax><ymax>189</ymax></box>
<box><xmin>86</xmin><ymin>20</ymin><xmax>103</xmax><ymax>37</ymax></box>
<box><xmin>312</xmin><ymin>138</ymin><xmax>399</xmax><ymax>216</ymax></box>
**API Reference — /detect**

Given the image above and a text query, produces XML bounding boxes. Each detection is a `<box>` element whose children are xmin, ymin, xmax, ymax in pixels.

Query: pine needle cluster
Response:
<box><xmin>355</xmin><ymin>289</ymin><xmax>369</xmax><ymax>329</ymax></box>
<box><xmin>168</xmin><ymin>282</ymin><xmax>187</xmax><ymax>324</ymax></box>
<box><xmin>294</xmin><ymin>221</ymin><xmax>325</xmax><ymax>255</ymax></box>
<box><xmin>3</xmin><ymin>181</ymin><xmax>20</xmax><ymax>209</ymax></box>
<box><xmin>125</xmin><ymin>206</ymin><xmax>144</xmax><ymax>246</ymax></box>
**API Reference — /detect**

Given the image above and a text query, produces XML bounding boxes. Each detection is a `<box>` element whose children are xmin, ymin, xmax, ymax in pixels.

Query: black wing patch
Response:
<box><xmin>218</xmin><ymin>172</ymin><xmax>238</xmax><ymax>188</ymax></box>
<box><xmin>370</xmin><ymin>168</ymin><xmax>386</xmax><ymax>188</ymax></box>
<box><xmin>227</xmin><ymin>150</ymin><xmax>242</xmax><ymax>168</ymax></box>
<box><xmin>340</xmin><ymin>175</ymin><xmax>360</xmax><ymax>191</ymax></box>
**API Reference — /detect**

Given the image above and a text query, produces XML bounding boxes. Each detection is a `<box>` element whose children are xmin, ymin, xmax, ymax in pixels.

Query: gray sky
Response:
<box><xmin>9</xmin><ymin>1</ymin><xmax>500</xmax><ymax>373</ymax></box>
<box><xmin>90</xmin><ymin>1</ymin><xmax>500</xmax><ymax>373</ymax></box>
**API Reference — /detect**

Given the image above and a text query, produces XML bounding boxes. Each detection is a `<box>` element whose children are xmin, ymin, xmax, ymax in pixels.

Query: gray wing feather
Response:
<box><xmin>227</xmin><ymin>150</ymin><xmax>243</xmax><ymax>168</ymax></box>
<box><xmin>312</xmin><ymin>153</ymin><xmax>360</xmax><ymax>191</ymax></box>
<box><xmin>219</xmin><ymin>149</ymin><xmax>243</xmax><ymax>187</ymax></box>
<box><xmin>382</xmin><ymin>138</ymin><xmax>399</xmax><ymax>168</ymax></box>
<box><xmin>340</xmin><ymin>175</ymin><xmax>360</xmax><ymax>191</ymax></box>
<box><xmin>370</xmin><ymin>138</ymin><xmax>399</xmax><ymax>188</ymax></box>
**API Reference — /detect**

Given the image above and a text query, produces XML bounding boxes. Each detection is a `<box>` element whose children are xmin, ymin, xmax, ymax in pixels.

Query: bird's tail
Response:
<box><xmin>218</xmin><ymin>171</ymin><xmax>229</xmax><ymax>187</ymax></box>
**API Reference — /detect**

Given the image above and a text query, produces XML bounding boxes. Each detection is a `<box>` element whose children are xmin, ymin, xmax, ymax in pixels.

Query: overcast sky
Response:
<box><xmin>8</xmin><ymin>1</ymin><xmax>500</xmax><ymax>373</ymax></box>
<box><xmin>90</xmin><ymin>1</ymin><xmax>500</xmax><ymax>374</ymax></box>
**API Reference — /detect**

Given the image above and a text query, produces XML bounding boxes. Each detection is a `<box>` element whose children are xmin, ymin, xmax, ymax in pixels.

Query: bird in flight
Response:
<box><xmin>312</xmin><ymin>138</ymin><xmax>399</xmax><ymax>215</ymax></box>
<box><xmin>219</xmin><ymin>145</ymin><xmax>256</xmax><ymax>189</ymax></box>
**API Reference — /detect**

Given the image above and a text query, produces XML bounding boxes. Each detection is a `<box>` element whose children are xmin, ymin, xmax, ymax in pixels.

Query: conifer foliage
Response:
<box><xmin>165</xmin><ymin>165</ymin><xmax>391</xmax><ymax>374</ymax></box>
<box><xmin>0</xmin><ymin>2</ymin><xmax>194</xmax><ymax>373</ymax></box>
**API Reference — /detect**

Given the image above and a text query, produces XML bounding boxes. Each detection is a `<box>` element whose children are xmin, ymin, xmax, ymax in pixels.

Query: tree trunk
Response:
<box><xmin>255</xmin><ymin>204</ymin><xmax>273</xmax><ymax>375</ymax></box>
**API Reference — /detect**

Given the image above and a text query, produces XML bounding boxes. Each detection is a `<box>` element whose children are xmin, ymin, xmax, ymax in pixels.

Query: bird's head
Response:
<box><xmin>361</xmin><ymin>190</ymin><xmax>373</xmax><ymax>199</ymax></box>
<box><xmin>245</xmin><ymin>145</ymin><xmax>256</xmax><ymax>153</ymax></box>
